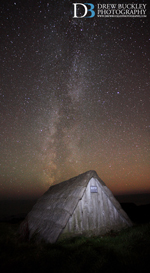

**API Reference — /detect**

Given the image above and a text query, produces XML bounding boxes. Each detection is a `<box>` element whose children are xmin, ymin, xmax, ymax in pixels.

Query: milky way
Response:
<box><xmin>0</xmin><ymin>0</ymin><xmax>150</xmax><ymax>199</ymax></box>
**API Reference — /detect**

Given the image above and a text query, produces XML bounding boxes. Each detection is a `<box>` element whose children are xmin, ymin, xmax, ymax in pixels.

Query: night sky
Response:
<box><xmin>1</xmin><ymin>0</ymin><xmax>150</xmax><ymax>200</ymax></box>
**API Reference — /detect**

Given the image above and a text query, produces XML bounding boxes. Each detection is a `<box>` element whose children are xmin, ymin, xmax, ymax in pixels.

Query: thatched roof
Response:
<box><xmin>20</xmin><ymin>170</ymin><xmax>132</xmax><ymax>243</ymax></box>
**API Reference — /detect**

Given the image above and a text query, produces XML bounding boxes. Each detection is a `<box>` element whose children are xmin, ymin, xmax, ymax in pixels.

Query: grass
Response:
<box><xmin>0</xmin><ymin>221</ymin><xmax>150</xmax><ymax>273</ymax></box>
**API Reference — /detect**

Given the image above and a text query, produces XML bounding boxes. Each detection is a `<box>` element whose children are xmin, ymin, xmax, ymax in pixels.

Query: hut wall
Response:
<box><xmin>59</xmin><ymin>178</ymin><xmax>128</xmax><ymax>239</ymax></box>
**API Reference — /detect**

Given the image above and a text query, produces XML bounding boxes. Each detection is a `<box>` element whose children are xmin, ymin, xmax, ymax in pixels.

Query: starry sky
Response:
<box><xmin>1</xmin><ymin>0</ymin><xmax>150</xmax><ymax>200</ymax></box>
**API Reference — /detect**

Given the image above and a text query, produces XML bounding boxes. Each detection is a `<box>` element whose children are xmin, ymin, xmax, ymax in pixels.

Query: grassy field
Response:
<box><xmin>0</xmin><ymin>221</ymin><xmax>150</xmax><ymax>273</ymax></box>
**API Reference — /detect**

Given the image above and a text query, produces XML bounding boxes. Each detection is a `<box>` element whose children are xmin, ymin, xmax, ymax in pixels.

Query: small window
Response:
<box><xmin>90</xmin><ymin>186</ymin><xmax>98</xmax><ymax>193</ymax></box>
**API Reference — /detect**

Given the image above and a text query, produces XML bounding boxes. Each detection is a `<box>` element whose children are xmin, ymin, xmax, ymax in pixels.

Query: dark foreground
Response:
<box><xmin>0</xmin><ymin>220</ymin><xmax>150</xmax><ymax>273</ymax></box>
